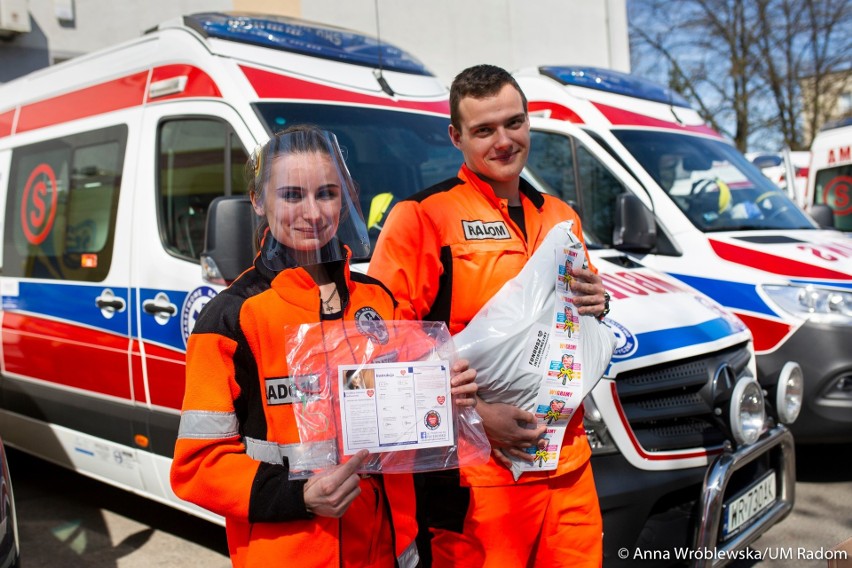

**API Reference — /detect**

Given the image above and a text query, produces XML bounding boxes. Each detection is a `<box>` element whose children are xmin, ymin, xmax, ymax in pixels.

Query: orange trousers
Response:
<box><xmin>341</xmin><ymin>475</ymin><xmax>395</xmax><ymax>568</ymax></box>
<box><xmin>430</xmin><ymin>461</ymin><xmax>602</xmax><ymax>568</ymax></box>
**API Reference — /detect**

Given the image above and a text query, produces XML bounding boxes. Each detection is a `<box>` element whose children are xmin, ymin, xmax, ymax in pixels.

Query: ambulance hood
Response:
<box><xmin>590</xmin><ymin>252</ymin><xmax>753</xmax><ymax>377</ymax></box>
<box><xmin>705</xmin><ymin>229</ymin><xmax>852</xmax><ymax>286</ymax></box>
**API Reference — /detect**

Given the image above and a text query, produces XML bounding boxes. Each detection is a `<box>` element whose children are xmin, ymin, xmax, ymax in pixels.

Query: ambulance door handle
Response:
<box><xmin>95</xmin><ymin>288</ymin><xmax>126</xmax><ymax>319</ymax></box>
<box><xmin>142</xmin><ymin>292</ymin><xmax>178</xmax><ymax>326</ymax></box>
<box><xmin>97</xmin><ymin>298</ymin><xmax>125</xmax><ymax>310</ymax></box>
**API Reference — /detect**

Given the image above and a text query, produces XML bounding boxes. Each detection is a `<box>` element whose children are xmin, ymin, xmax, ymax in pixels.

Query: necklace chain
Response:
<box><xmin>321</xmin><ymin>286</ymin><xmax>339</xmax><ymax>313</ymax></box>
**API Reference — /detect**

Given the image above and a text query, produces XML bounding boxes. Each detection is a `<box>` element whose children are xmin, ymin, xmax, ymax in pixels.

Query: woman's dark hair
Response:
<box><xmin>247</xmin><ymin>124</ymin><xmax>351</xmax><ymax>204</ymax></box>
<box><xmin>248</xmin><ymin>124</ymin><xmax>369</xmax><ymax>263</ymax></box>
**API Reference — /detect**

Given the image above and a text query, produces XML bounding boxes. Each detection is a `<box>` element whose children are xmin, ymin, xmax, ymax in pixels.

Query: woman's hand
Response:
<box><xmin>303</xmin><ymin>449</ymin><xmax>369</xmax><ymax>518</ymax></box>
<box><xmin>450</xmin><ymin>358</ymin><xmax>478</xmax><ymax>408</ymax></box>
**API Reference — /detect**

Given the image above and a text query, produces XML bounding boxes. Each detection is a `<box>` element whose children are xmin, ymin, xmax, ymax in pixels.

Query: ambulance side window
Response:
<box><xmin>157</xmin><ymin>118</ymin><xmax>249</xmax><ymax>261</ymax></box>
<box><xmin>528</xmin><ymin>131</ymin><xmax>579</xmax><ymax>205</ymax></box>
<box><xmin>528</xmin><ymin>130</ymin><xmax>629</xmax><ymax>246</ymax></box>
<box><xmin>575</xmin><ymin>145</ymin><xmax>629</xmax><ymax>246</ymax></box>
<box><xmin>4</xmin><ymin>125</ymin><xmax>127</xmax><ymax>281</ymax></box>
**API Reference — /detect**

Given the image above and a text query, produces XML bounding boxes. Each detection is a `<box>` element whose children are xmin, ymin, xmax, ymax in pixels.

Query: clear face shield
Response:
<box><xmin>250</xmin><ymin>128</ymin><xmax>370</xmax><ymax>270</ymax></box>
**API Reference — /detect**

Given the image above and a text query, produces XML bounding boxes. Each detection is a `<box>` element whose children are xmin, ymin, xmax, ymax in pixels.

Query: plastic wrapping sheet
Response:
<box><xmin>284</xmin><ymin>320</ymin><xmax>490</xmax><ymax>478</ymax></box>
<box><xmin>453</xmin><ymin>221</ymin><xmax>617</xmax><ymax>478</ymax></box>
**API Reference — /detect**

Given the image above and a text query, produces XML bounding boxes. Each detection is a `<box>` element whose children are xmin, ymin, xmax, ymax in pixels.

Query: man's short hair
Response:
<box><xmin>449</xmin><ymin>64</ymin><xmax>528</xmax><ymax>130</ymax></box>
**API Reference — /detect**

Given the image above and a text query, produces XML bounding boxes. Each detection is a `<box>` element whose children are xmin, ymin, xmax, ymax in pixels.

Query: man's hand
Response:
<box><xmin>569</xmin><ymin>267</ymin><xmax>607</xmax><ymax>317</ymax></box>
<box><xmin>475</xmin><ymin>399</ymin><xmax>546</xmax><ymax>468</ymax></box>
<box><xmin>450</xmin><ymin>358</ymin><xmax>478</xmax><ymax>408</ymax></box>
<box><xmin>303</xmin><ymin>449</ymin><xmax>368</xmax><ymax>518</ymax></box>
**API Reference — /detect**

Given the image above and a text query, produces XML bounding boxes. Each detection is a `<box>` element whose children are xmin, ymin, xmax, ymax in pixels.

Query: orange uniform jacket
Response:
<box><xmin>171</xmin><ymin>246</ymin><xmax>418</xmax><ymax>567</ymax></box>
<box><xmin>369</xmin><ymin>164</ymin><xmax>594</xmax><ymax>486</ymax></box>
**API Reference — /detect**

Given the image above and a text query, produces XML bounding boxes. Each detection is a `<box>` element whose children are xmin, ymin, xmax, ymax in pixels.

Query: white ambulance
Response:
<box><xmin>0</xmin><ymin>13</ymin><xmax>796</xmax><ymax>563</ymax></box>
<box><xmin>515</xmin><ymin>66</ymin><xmax>852</xmax><ymax>447</ymax></box>
<box><xmin>806</xmin><ymin>117</ymin><xmax>852</xmax><ymax>233</ymax></box>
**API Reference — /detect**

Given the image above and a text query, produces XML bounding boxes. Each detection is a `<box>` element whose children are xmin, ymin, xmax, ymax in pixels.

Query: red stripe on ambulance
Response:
<box><xmin>0</xmin><ymin>109</ymin><xmax>14</xmax><ymax>138</ymax></box>
<box><xmin>731</xmin><ymin>312</ymin><xmax>794</xmax><ymax>353</ymax></box>
<box><xmin>146</xmin><ymin>64</ymin><xmax>222</xmax><ymax>102</ymax></box>
<box><xmin>592</xmin><ymin>102</ymin><xmax>723</xmax><ymax>137</ymax></box>
<box><xmin>15</xmin><ymin>72</ymin><xmax>149</xmax><ymax>134</ymax></box>
<box><xmin>2</xmin><ymin>313</ymin><xmax>132</xmax><ymax>399</ymax></box>
<box><xmin>240</xmin><ymin>65</ymin><xmax>451</xmax><ymax>114</ymax></box>
<box><xmin>528</xmin><ymin>101</ymin><xmax>585</xmax><ymax>123</ymax></box>
<box><xmin>1</xmin><ymin>311</ymin><xmax>187</xmax><ymax>409</ymax></box>
<box><xmin>8</xmin><ymin>65</ymin><xmax>222</xmax><ymax>135</ymax></box>
<box><xmin>710</xmin><ymin>239</ymin><xmax>852</xmax><ymax>280</ymax></box>
<box><xmin>142</xmin><ymin>342</ymin><xmax>187</xmax><ymax>410</ymax></box>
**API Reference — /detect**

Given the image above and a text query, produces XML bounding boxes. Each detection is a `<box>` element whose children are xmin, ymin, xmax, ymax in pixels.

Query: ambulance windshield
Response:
<box><xmin>614</xmin><ymin>130</ymin><xmax>816</xmax><ymax>232</ymax></box>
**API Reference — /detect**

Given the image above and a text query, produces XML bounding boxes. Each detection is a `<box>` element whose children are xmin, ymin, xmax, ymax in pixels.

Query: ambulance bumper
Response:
<box><xmin>594</xmin><ymin>425</ymin><xmax>794</xmax><ymax>567</ymax></box>
<box><xmin>756</xmin><ymin>319</ymin><xmax>852</xmax><ymax>443</ymax></box>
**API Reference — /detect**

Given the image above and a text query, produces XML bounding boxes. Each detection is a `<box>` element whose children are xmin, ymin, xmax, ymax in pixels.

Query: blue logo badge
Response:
<box><xmin>607</xmin><ymin>318</ymin><xmax>638</xmax><ymax>359</ymax></box>
<box><xmin>181</xmin><ymin>286</ymin><xmax>218</xmax><ymax>347</ymax></box>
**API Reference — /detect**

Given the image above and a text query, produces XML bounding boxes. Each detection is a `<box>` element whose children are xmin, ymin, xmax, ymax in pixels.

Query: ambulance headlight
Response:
<box><xmin>762</xmin><ymin>284</ymin><xmax>852</xmax><ymax>325</ymax></box>
<box><xmin>730</xmin><ymin>379</ymin><xmax>766</xmax><ymax>446</ymax></box>
<box><xmin>775</xmin><ymin>362</ymin><xmax>803</xmax><ymax>425</ymax></box>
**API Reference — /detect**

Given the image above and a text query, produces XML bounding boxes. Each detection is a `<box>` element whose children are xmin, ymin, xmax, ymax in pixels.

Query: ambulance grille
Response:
<box><xmin>615</xmin><ymin>343</ymin><xmax>752</xmax><ymax>452</ymax></box>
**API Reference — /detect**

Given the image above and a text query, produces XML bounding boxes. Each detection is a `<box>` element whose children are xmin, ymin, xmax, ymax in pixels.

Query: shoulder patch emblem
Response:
<box><xmin>462</xmin><ymin>220</ymin><xmax>511</xmax><ymax>240</ymax></box>
<box><xmin>354</xmin><ymin>307</ymin><xmax>390</xmax><ymax>345</ymax></box>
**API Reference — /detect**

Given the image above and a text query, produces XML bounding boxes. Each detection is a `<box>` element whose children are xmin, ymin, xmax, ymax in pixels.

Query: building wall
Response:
<box><xmin>296</xmin><ymin>0</ymin><xmax>630</xmax><ymax>84</ymax></box>
<box><xmin>0</xmin><ymin>0</ymin><xmax>628</xmax><ymax>86</ymax></box>
<box><xmin>0</xmin><ymin>0</ymin><xmax>233</xmax><ymax>81</ymax></box>
<box><xmin>800</xmin><ymin>69</ymin><xmax>852</xmax><ymax>142</ymax></box>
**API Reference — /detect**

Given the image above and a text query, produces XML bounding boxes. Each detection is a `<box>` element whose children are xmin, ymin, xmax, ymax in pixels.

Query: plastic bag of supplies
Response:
<box><xmin>453</xmin><ymin>220</ymin><xmax>617</xmax><ymax>479</ymax></box>
<box><xmin>283</xmin><ymin>320</ymin><xmax>490</xmax><ymax>479</ymax></box>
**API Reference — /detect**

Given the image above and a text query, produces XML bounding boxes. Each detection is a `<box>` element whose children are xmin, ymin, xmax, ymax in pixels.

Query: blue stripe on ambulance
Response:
<box><xmin>2</xmin><ymin>281</ymin><xmax>129</xmax><ymax>336</ymax></box>
<box><xmin>2</xmin><ymin>282</ymin><xmax>192</xmax><ymax>352</ymax></box>
<box><xmin>613</xmin><ymin>316</ymin><xmax>743</xmax><ymax>361</ymax></box>
<box><xmin>665</xmin><ymin>274</ymin><xmax>777</xmax><ymax>317</ymax></box>
<box><xmin>790</xmin><ymin>278</ymin><xmax>852</xmax><ymax>290</ymax></box>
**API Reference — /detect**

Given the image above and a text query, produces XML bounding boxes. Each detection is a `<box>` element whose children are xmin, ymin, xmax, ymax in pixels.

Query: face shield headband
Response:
<box><xmin>250</xmin><ymin>128</ymin><xmax>370</xmax><ymax>271</ymax></box>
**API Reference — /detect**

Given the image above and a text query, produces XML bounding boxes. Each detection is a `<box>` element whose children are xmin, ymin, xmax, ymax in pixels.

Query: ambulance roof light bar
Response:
<box><xmin>539</xmin><ymin>65</ymin><xmax>692</xmax><ymax>109</ymax></box>
<box><xmin>183</xmin><ymin>12</ymin><xmax>433</xmax><ymax>77</ymax></box>
<box><xmin>819</xmin><ymin>116</ymin><xmax>852</xmax><ymax>132</ymax></box>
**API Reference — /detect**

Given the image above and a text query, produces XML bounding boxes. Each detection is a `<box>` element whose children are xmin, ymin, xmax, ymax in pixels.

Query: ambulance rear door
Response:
<box><xmin>808</xmin><ymin>123</ymin><xmax>852</xmax><ymax>232</ymax></box>
<box><xmin>0</xmin><ymin>117</ymin><xmax>142</xmax><ymax>489</ymax></box>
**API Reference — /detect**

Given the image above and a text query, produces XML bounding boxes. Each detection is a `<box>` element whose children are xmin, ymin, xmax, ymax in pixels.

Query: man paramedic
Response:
<box><xmin>369</xmin><ymin>64</ymin><xmax>609</xmax><ymax>567</ymax></box>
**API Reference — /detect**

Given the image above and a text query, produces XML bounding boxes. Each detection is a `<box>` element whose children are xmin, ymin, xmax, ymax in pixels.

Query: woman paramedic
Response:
<box><xmin>170</xmin><ymin>125</ymin><xmax>477</xmax><ymax>568</ymax></box>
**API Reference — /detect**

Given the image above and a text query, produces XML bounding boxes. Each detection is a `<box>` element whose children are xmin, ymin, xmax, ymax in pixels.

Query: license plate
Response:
<box><xmin>721</xmin><ymin>471</ymin><xmax>777</xmax><ymax>539</ymax></box>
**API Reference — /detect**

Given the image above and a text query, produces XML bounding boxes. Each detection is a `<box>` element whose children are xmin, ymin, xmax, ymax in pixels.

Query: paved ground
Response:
<box><xmin>7</xmin><ymin>443</ymin><xmax>852</xmax><ymax>567</ymax></box>
<box><xmin>729</xmin><ymin>442</ymin><xmax>852</xmax><ymax>567</ymax></box>
<box><xmin>7</xmin><ymin>447</ymin><xmax>229</xmax><ymax>567</ymax></box>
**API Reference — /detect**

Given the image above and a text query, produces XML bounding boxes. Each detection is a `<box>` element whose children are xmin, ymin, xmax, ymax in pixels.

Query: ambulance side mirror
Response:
<box><xmin>201</xmin><ymin>196</ymin><xmax>259</xmax><ymax>285</ymax></box>
<box><xmin>612</xmin><ymin>193</ymin><xmax>657</xmax><ymax>253</ymax></box>
<box><xmin>809</xmin><ymin>204</ymin><xmax>835</xmax><ymax>229</ymax></box>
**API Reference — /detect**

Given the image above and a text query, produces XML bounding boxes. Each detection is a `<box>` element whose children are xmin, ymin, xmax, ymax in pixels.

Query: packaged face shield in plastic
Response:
<box><xmin>250</xmin><ymin>127</ymin><xmax>371</xmax><ymax>269</ymax></box>
<box><xmin>453</xmin><ymin>221</ymin><xmax>617</xmax><ymax>479</ymax></box>
<box><xmin>283</xmin><ymin>320</ymin><xmax>490</xmax><ymax>478</ymax></box>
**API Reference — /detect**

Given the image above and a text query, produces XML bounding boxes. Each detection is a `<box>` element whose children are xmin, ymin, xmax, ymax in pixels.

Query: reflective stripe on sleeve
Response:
<box><xmin>244</xmin><ymin>436</ymin><xmax>337</xmax><ymax>470</ymax></box>
<box><xmin>177</xmin><ymin>410</ymin><xmax>239</xmax><ymax>440</ymax></box>
<box><xmin>398</xmin><ymin>540</ymin><xmax>419</xmax><ymax>568</ymax></box>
